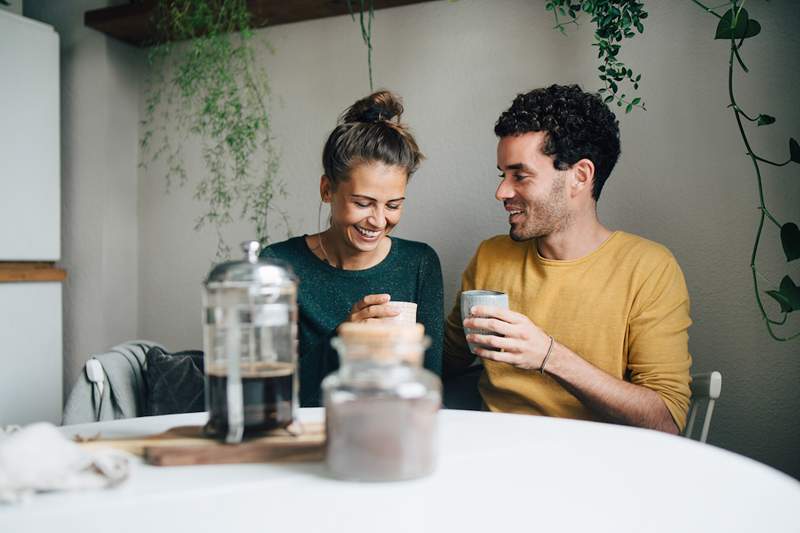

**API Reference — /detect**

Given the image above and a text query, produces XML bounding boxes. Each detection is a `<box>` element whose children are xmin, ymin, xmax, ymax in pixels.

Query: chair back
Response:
<box><xmin>683</xmin><ymin>371</ymin><xmax>722</xmax><ymax>443</ymax></box>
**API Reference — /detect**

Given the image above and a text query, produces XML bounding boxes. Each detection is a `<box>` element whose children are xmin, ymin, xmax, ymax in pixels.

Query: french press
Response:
<box><xmin>202</xmin><ymin>241</ymin><xmax>299</xmax><ymax>443</ymax></box>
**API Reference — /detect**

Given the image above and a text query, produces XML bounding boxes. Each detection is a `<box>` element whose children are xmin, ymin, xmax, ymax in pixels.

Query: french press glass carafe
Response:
<box><xmin>202</xmin><ymin>241</ymin><xmax>299</xmax><ymax>443</ymax></box>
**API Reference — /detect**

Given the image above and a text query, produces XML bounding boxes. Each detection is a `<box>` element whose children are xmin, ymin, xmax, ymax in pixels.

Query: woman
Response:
<box><xmin>261</xmin><ymin>90</ymin><xmax>443</xmax><ymax>407</ymax></box>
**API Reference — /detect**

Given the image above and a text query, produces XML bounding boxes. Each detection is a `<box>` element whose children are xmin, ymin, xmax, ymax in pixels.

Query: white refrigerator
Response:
<box><xmin>0</xmin><ymin>9</ymin><xmax>63</xmax><ymax>425</ymax></box>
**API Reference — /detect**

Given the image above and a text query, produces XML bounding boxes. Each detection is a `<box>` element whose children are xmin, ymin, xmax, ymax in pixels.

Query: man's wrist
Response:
<box><xmin>540</xmin><ymin>340</ymin><xmax>575</xmax><ymax>380</ymax></box>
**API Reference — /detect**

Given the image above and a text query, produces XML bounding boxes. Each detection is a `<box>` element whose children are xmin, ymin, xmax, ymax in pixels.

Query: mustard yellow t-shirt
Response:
<box><xmin>444</xmin><ymin>231</ymin><xmax>692</xmax><ymax>430</ymax></box>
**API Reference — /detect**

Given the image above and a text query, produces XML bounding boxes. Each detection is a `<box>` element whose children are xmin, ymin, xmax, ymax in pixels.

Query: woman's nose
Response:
<box><xmin>369</xmin><ymin>207</ymin><xmax>386</xmax><ymax>228</ymax></box>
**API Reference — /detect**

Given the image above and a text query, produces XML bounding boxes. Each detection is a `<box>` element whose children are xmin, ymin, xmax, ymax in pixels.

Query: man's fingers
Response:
<box><xmin>469</xmin><ymin>305</ymin><xmax>526</xmax><ymax>324</ymax></box>
<box><xmin>463</xmin><ymin>317</ymin><xmax>515</xmax><ymax>336</ymax></box>
<box><xmin>467</xmin><ymin>333</ymin><xmax>518</xmax><ymax>351</ymax></box>
<box><xmin>474</xmin><ymin>346</ymin><xmax>519</xmax><ymax>365</ymax></box>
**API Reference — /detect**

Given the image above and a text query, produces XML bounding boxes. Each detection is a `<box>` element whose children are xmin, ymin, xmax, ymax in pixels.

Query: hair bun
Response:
<box><xmin>341</xmin><ymin>90</ymin><xmax>404</xmax><ymax>124</ymax></box>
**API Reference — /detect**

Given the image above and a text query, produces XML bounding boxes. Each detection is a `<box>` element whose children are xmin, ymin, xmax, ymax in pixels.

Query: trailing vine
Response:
<box><xmin>140</xmin><ymin>0</ymin><xmax>286</xmax><ymax>258</ymax></box>
<box><xmin>346</xmin><ymin>0</ymin><xmax>376</xmax><ymax>91</ymax></box>
<box><xmin>544</xmin><ymin>0</ymin><xmax>647</xmax><ymax>113</ymax></box>
<box><xmin>690</xmin><ymin>0</ymin><xmax>800</xmax><ymax>340</ymax></box>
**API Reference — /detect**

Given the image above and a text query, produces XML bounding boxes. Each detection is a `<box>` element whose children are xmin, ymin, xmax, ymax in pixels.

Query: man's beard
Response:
<box><xmin>509</xmin><ymin>175</ymin><xmax>569</xmax><ymax>242</ymax></box>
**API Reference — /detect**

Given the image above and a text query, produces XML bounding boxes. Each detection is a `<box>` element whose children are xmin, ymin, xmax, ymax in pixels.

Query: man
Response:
<box><xmin>443</xmin><ymin>84</ymin><xmax>692</xmax><ymax>434</ymax></box>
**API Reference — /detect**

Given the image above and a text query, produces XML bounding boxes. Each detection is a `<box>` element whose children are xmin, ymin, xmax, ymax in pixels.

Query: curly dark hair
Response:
<box><xmin>494</xmin><ymin>84</ymin><xmax>620</xmax><ymax>200</ymax></box>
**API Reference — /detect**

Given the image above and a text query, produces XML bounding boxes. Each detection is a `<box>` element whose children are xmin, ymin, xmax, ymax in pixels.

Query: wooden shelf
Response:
<box><xmin>0</xmin><ymin>262</ymin><xmax>67</xmax><ymax>283</ymax></box>
<box><xmin>85</xmin><ymin>0</ymin><xmax>435</xmax><ymax>47</ymax></box>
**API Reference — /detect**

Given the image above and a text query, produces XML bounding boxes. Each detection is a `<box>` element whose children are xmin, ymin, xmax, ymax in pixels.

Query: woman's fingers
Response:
<box><xmin>352</xmin><ymin>293</ymin><xmax>391</xmax><ymax>312</ymax></box>
<box><xmin>352</xmin><ymin>303</ymin><xmax>400</xmax><ymax>322</ymax></box>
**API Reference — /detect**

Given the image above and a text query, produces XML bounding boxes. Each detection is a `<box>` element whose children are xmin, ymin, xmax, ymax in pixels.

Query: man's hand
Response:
<box><xmin>463</xmin><ymin>305</ymin><xmax>551</xmax><ymax>371</ymax></box>
<box><xmin>347</xmin><ymin>294</ymin><xmax>400</xmax><ymax>323</ymax></box>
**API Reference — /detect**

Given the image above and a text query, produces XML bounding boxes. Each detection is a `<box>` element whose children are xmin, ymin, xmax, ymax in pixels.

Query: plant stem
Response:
<box><xmin>689</xmin><ymin>0</ymin><xmax>723</xmax><ymax>18</ymax></box>
<box><xmin>750</xmin><ymin>154</ymin><xmax>791</xmax><ymax>167</ymax></box>
<box><xmin>725</xmin><ymin>19</ymin><xmax>798</xmax><ymax>339</ymax></box>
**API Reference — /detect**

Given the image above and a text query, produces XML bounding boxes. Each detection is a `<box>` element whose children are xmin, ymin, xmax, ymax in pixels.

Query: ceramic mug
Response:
<box><xmin>380</xmin><ymin>301</ymin><xmax>417</xmax><ymax>325</ymax></box>
<box><xmin>460</xmin><ymin>290</ymin><xmax>509</xmax><ymax>354</ymax></box>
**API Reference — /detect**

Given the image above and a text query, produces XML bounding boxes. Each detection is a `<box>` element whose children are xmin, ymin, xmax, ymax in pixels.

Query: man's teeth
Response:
<box><xmin>355</xmin><ymin>226</ymin><xmax>380</xmax><ymax>238</ymax></box>
<box><xmin>509</xmin><ymin>210</ymin><xmax>523</xmax><ymax>216</ymax></box>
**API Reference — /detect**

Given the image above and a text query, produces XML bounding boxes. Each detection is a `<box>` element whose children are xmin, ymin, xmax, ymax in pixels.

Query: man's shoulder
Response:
<box><xmin>476</xmin><ymin>234</ymin><xmax>529</xmax><ymax>258</ymax></box>
<box><xmin>610</xmin><ymin>231</ymin><xmax>681</xmax><ymax>273</ymax></box>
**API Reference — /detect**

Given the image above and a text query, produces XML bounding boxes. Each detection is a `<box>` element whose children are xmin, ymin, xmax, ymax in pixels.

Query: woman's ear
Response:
<box><xmin>320</xmin><ymin>175</ymin><xmax>333</xmax><ymax>203</ymax></box>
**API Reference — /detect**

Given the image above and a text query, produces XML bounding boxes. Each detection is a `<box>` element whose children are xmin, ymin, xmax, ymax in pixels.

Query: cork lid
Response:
<box><xmin>337</xmin><ymin>322</ymin><xmax>424</xmax><ymax>341</ymax></box>
<box><xmin>334</xmin><ymin>323</ymin><xmax>428</xmax><ymax>365</ymax></box>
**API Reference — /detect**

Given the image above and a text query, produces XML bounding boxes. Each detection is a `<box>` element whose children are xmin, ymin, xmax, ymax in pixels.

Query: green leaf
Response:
<box><xmin>766</xmin><ymin>290</ymin><xmax>793</xmax><ymax>313</ymax></box>
<box><xmin>715</xmin><ymin>9</ymin><xmax>761</xmax><ymax>40</ymax></box>
<box><xmin>781</xmin><ymin>222</ymin><xmax>800</xmax><ymax>262</ymax></box>
<box><xmin>778</xmin><ymin>275</ymin><xmax>800</xmax><ymax>311</ymax></box>
<box><xmin>790</xmin><ymin>138</ymin><xmax>800</xmax><ymax>163</ymax></box>
<box><xmin>756</xmin><ymin>114</ymin><xmax>776</xmax><ymax>126</ymax></box>
<box><xmin>631</xmin><ymin>97</ymin><xmax>641</xmax><ymax>105</ymax></box>
<box><xmin>626</xmin><ymin>103</ymin><xmax>633</xmax><ymax>113</ymax></box>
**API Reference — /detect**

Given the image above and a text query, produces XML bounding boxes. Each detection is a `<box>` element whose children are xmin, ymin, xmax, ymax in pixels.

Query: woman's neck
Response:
<box><xmin>308</xmin><ymin>230</ymin><xmax>392</xmax><ymax>270</ymax></box>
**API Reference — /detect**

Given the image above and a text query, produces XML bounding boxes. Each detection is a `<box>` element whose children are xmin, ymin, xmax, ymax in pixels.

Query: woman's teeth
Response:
<box><xmin>355</xmin><ymin>226</ymin><xmax>380</xmax><ymax>238</ymax></box>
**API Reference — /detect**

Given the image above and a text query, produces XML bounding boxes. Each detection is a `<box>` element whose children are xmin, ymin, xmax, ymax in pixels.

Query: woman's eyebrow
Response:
<box><xmin>350</xmin><ymin>194</ymin><xmax>406</xmax><ymax>202</ymax></box>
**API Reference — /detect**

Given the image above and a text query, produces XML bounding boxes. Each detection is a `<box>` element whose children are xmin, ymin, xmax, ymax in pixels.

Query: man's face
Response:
<box><xmin>496</xmin><ymin>132</ymin><xmax>570</xmax><ymax>242</ymax></box>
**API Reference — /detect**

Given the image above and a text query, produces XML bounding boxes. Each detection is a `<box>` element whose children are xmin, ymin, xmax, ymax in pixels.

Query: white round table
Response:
<box><xmin>2</xmin><ymin>408</ymin><xmax>798</xmax><ymax>532</ymax></box>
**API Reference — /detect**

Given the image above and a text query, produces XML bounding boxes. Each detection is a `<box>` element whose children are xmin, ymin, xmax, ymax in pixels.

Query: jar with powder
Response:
<box><xmin>322</xmin><ymin>322</ymin><xmax>441</xmax><ymax>482</ymax></box>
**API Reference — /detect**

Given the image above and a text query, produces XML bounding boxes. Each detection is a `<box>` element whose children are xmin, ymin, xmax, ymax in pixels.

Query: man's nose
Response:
<box><xmin>495</xmin><ymin>177</ymin><xmax>514</xmax><ymax>202</ymax></box>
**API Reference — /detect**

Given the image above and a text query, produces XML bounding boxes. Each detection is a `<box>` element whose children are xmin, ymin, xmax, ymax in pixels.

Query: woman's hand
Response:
<box><xmin>346</xmin><ymin>294</ymin><xmax>400</xmax><ymax>323</ymax></box>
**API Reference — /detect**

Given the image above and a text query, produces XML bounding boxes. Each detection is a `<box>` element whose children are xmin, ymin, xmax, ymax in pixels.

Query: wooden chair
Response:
<box><xmin>683</xmin><ymin>371</ymin><xmax>722</xmax><ymax>443</ymax></box>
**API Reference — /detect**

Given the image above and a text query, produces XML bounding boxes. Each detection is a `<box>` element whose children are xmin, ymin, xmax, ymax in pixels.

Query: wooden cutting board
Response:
<box><xmin>76</xmin><ymin>422</ymin><xmax>325</xmax><ymax>466</ymax></box>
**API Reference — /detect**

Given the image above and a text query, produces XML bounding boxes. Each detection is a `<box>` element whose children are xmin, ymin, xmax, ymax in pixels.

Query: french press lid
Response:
<box><xmin>204</xmin><ymin>241</ymin><xmax>296</xmax><ymax>288</ymax></box>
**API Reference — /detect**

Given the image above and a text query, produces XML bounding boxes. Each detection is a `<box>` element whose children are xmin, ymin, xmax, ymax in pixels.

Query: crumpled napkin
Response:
<box><xmin>0</xmin><ymin>423</ymin><xmax>130</xmax><ymax>504</ymax></box>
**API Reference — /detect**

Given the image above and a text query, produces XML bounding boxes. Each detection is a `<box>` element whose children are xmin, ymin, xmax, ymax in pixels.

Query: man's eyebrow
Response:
<box><xmin>350</xmin><ymin>194</ymin><xmax>406</xmax><ymax>202</ymax></box>
<box><xmin>497</xmin><ymin>163</ymin><xmax>532</xmax><ymax>172</ymax></box>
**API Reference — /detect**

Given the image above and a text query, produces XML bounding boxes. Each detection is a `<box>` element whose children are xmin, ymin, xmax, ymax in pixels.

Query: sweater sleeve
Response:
<box><xmin>417</xmin><ymin>246</ymin><xmax>444</xmax><ymax>376</ymax></box>
<box><xmin>443</xmin><ymin>247</ymin><xmax>479</xmax><ymax>376</ymax></box>
<box><xmin>627</xmin><ymin>253</ymin><xmax>693</xmax><ymax>431</ymax></box>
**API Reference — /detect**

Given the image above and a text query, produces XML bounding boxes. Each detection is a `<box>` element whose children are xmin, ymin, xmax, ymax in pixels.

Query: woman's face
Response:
<box><xmin>322</xmin><ymin>161</ymin><xmax>408</xmax><ymax>254</ymax></box>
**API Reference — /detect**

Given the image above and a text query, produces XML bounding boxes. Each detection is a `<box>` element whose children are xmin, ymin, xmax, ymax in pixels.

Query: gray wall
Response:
<box><xmin>24</xmin><ymin>0</ymin><xmax>141</xmax><ymax>398</ymax></box>
<box><xmin>29</xmin><ymin>0</ymin><xmax>800</xmax><ymax>477</ymax></box>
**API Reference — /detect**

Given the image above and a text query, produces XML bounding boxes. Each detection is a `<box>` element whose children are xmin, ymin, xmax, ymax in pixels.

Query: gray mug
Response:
<box><xmin>460</xmin><ymin>290</ymin><xmax>509</xmax><ymax>354</ymax></box>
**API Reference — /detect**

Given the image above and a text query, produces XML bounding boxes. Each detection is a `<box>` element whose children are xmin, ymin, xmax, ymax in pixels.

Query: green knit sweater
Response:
<box><xmin>261</xmin><ymin>236</ymin><xmax>443</xmax><ymax>406</ymax></box>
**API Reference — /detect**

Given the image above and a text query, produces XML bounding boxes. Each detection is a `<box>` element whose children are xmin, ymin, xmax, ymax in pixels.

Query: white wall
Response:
<box><xmin>24</xmin><ymin>0</ymin><xmax>142</xmax><ymax>399</ymax></box>
<box><xmin>27</xmin><ymin>0</ymin><xmax>800</xmax><ymax>478</ymax></box>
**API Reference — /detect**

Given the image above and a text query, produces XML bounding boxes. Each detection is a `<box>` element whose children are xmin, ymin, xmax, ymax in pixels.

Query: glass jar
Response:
<box><xmin>202</xmin><ymin>241</ymin><xmax>299</xmax><ymax>443</ymax></box>
<box><xmin>322</xmin><ymin>323</ymin><xmax>441</xmax><ymax>482</ymax></box>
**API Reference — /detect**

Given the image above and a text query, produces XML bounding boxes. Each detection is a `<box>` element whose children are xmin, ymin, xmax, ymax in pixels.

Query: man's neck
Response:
<box><xmin>535</xmin><ymin>210</ymin><xmax>612</xmax><ymax>261</ymax></box>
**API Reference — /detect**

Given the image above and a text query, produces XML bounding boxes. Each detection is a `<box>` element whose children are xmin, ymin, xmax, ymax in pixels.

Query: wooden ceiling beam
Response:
<box><xmin>85</xmin><ymin>0</ymin><xmax>435</xmax><ymax>47</ymax></box>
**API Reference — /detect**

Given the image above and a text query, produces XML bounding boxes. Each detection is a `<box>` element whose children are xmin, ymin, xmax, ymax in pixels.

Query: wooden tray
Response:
<box><xmin>77</xmin><ymin>422</ymin><xmax>325</xmax><ymax>466</ymax></box>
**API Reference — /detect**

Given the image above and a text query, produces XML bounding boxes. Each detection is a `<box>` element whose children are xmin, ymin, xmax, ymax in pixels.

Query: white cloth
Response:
<box><xmin>0</xmin><ymin>423</ymin><xmax>129</xmax><ymax>504</ymax></box>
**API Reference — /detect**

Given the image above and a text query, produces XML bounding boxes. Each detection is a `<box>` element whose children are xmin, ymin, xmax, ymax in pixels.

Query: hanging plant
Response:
<box><xmin>346</xmin><ymin>0</ymin><xmax>376</xmax><ymax>91</ymax></box>
<box><xmin>690</xmin><ymin>0</ymin><xmax>800</xmax><ymax>340</ymax></box>
<box><xmin>548</xmin><ymin>0</ymin><xmax>799</xmax><ymax>340</ymax></box>
<box><xmin>140</xmin><ymin>0</ymin><xmax>286</xmax><ymax>257</ymax></box>
<box><xmin>544</xmin><ymin>0</ymin><xmax>647</xmax><ymax>113</ymax></box>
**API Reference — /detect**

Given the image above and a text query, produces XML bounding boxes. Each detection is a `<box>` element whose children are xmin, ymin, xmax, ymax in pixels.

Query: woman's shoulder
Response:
<box><xmin>260</xmin><ymin>235</ymin><xmax>307</xmax><ymax>260</ymax></box>
<box><xmin>390</xmin><ymin>237</ymin><xmax>440</xmax><ymax>261</ymax></box>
